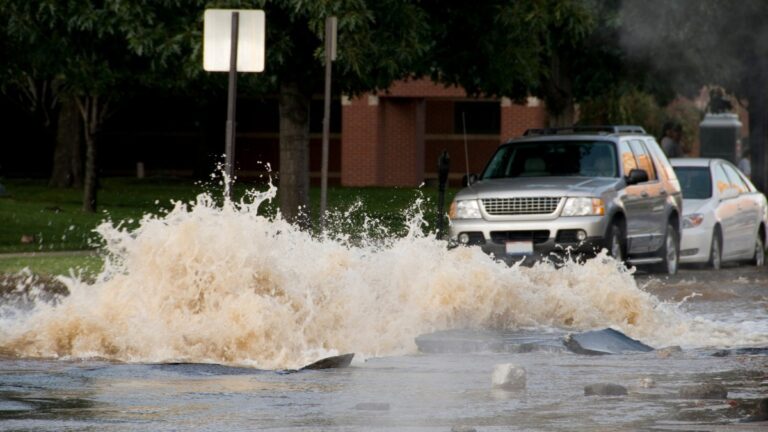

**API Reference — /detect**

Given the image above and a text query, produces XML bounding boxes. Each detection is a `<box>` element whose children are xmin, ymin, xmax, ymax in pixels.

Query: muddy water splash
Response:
<box><xmin>0</xmin><ymin>187</ymin><xmax>766</xmax><ymax>369</ymax></box>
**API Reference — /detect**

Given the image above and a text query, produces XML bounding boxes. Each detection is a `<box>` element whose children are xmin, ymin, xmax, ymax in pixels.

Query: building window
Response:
<box><xmin>309</xmin><ymin>99</ymin><xmax>341</xmax><ymax>133</ymax></box>
<box><xmin>453</xmin><ymin>101</ymin><xmax>500</xmax><ymax>134</ymax></box>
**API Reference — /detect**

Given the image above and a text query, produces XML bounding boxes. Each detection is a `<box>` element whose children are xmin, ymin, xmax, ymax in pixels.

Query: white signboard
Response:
<box><xmin>203</xmin><ymin>9</ymin><xmax>265</xmax><ymax>72</ymax></box>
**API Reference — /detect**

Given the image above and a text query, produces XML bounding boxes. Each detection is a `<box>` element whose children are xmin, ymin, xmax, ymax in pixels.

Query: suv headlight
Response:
<box><xmin>449</xmin><ymin>199</ymin><xmax>481</xmax><ymax>219</ymax></box>
<box><xmin>562</xmin><ymin>197</ymin><xmax>605</xmax><ymax>216</ymax></box>
<box><xmin>683</xmin><ymin>213</ymin><xmax>704</xmax><ymax>229</ymax></box>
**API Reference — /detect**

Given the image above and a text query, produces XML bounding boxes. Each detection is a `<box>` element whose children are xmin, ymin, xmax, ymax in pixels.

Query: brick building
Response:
<box><xmin>0</xmin><ymin>78</ymin><xmax>549</xmax><ymax>183</ymax></box>
<box><xmin>340</xmin><ymin>78</ymin><xmax>547</xmax><ymax>187</ymax></box>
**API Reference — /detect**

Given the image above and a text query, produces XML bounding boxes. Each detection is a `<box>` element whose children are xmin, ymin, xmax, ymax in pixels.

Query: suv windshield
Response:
<box><xmin>481</xmin><ymin>140</ymin><xmax>618</xmax><ymax>179</ymax></box>
<box><xmin>673</xmin><ymin>166</ymin><xmax>712</xmax><ymax>199</ymax></box>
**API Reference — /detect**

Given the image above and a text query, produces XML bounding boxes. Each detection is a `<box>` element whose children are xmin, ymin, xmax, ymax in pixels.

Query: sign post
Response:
<box><xmin>437</xmin><ymin>150</ymin><xmax>450</xmax><ymax>239</ymax></box>
<box><xmin>319</xmin><ymin>16</ymin><xmax>337</xmax><ymax>229</ymax></box>
<box><xmin>225</xmin><ymin>12</ymin><xmax>239</xmax><ymax>187</ymax></box>
<box><xmin>203</xmin><ymin>9</ymin><xmax>265</xmax><ymax>198</ymax></box>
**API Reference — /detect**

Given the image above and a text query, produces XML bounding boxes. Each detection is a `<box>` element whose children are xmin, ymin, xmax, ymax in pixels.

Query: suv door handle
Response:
<box><xmin>641</xmin><ymin>191</ymin><xmax>649</xmax><ymax>197</ymax></box>
<box><xmin>660</xmin><ymin>190</ymin><xmax>667</xmax><ymax>195</ymax></box>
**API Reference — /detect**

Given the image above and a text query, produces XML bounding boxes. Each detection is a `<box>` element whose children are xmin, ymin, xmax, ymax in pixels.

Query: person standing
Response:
<box><xmin>660</xmin><ymin>122</ymin><xmax>684</xmax><ymax>158</ymax></box>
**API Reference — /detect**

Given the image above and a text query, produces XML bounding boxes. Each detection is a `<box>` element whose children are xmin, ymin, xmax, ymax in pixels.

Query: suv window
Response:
<box><xmin>646</xmin><ymin>138</ymin><xmax>676</xmax><ymax>180</ymax></box>
<box><xmin>629</xmin><ymin>140</ymin><xmax>657</xmax><ymax>181</ymax></box>
<box><xmin>619</xmin><ymin>141</ymin><xmax>638</xmax><ymax>175</ymax></box>
<box><xmin>481</xmin><ymin>140</ymin><xmax>618</xmax><ymax>179</ymax></box>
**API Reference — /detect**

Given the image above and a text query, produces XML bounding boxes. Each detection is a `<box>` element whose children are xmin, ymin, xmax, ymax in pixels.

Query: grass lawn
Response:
<box><xmin>0</xmin><ymin>177</ymin><xmax>456</xmax><ymax>275</ymax></box>
<box><xmin>0</xmin><ymin>253</ymin><xmax>103</xmax><ymax>278</ymax></box>
<box><xmin>0</xmin><ymin>177</ymin><xmax>207</xmax><ymax>254</ymax></box>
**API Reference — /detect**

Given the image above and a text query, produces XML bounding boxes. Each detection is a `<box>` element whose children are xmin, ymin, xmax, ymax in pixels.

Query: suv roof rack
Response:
<box><xmin>523</xmin><ymin>125</ymin><xmax>647</xmax><ymax>136</ymax></box>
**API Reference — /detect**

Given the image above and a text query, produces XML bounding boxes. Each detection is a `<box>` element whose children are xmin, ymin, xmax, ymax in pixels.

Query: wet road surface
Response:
<box><xmin>1</xmin><ymin>264</ymin><xmax>766</xmax><ymax>431</ymax></box>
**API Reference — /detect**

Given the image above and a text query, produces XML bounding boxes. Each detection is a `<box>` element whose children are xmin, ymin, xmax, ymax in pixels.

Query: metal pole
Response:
<box><xmin>320</xmin><ymin>16</ymin><xmax>336</xmax><ymax>229</ymax></box>
<box><xmin>437</xmin><ymin>150</ymin><xmax>450</xmax><ymax>239</ymax></box>
<box><xmin>462</xmin><ymin>112</ymin><xmax>470</xmax><ymax>177</ymax></box>
<box><xmin>225</xmin><ymin>11</ymin><xmax>239</xmax><ymax>198</ymax></box>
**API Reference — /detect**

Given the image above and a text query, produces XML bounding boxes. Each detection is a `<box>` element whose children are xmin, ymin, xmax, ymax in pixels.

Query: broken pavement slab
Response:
<box><xmin>300</xmin><ymin>353</ymin><xmax>355</xmax><ymax>370</ymax></box>
<box><xmin>563</xmin><ymin>328</ymin><xmax>654</xmax><ymax>355</ymax></box>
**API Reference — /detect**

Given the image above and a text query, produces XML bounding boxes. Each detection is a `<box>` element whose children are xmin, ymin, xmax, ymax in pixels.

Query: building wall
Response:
<box><xmin>341</xmin><ymin>79</ymin><xmax>548</xmax><ymax>187</ymax></box>
<box><xmin>380</xmin><ymin>98</ymin><xmax>425</xmax><ymax>186</ymax></box>
<box><xmin>501</xmin><ymin>97</ymin><xmax>547</xmax><ymax>140</ymax></box>
<box><xmin>422</xmin><ymin>99</ymin><xmax>501</xmax><ymax>183</ymax></box>
<box><xmin>341</xmin><ymin>95</ymin><xmax>382</xmax><ymax>185</ymax></box>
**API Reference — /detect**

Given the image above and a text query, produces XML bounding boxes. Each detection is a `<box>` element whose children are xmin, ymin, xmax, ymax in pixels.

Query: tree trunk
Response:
<box><xmin>746</xmin><ymin>62</ymin><xmax>768</xmax><ymax>193</ymax></box>
<box><xmin>278</xmin><ymin>81</ymin><xmax>311</xmax><ymax>227</ymax></box>
<box><xmin>49</xmin><ymin>98</ymin><xmax>83</xmax><ymax>188</ymax></box>
<box><xmin>748</xmin><ymin>94</ymin><xmax>767</xmax><ymax>193</ymax></box>
<box><xmin>82</xmin><ymin>121</ymin><xmax>97</xmax><ymax>212</ymax></box>
<box><xmin>545</xmin><ymin>52</ymin><xmax>575</xmax><ymax>128</ymax></box>
<box><xmin>78</xmin><ymin>95</ymin><xmax>103</xmax><ymax>213</ymax></box>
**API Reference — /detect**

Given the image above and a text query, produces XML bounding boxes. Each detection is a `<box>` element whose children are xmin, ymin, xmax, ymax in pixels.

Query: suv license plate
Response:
<box><xmin>506</xmin><ymin>241</ymin><xmax>533</xmax><ymax>255</ymax></box>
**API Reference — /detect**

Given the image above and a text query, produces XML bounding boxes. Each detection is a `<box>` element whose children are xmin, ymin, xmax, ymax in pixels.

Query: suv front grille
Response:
<box><xmin>481</xmin><ymin>197</ymin><xmax>561</xmax><ymax>215</ymax></box>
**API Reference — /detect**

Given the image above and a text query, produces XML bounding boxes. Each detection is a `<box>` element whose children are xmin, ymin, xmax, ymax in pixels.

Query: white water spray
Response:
<box><xmin>1</xmin><ymin>184</ymin><xmax>766</xmax><ymax>369</ymax></box>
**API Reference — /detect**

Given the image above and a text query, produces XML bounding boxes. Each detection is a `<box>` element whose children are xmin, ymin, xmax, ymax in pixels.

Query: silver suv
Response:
<box><xmin>448</xmin><ymin>126</ymin><xmax>683</xmax><ymax>274</ymax></box>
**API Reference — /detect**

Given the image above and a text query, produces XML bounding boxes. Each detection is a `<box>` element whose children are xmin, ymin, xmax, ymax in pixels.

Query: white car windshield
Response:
<box><xmin>673</xmin><ymin>166</ymin><xmax>712</xmax><ymax>199</ymax></box>
<box><xmin>481</xmin><ymin>141</ymin><xmax>618</xmax><ymax>179</ymax></box>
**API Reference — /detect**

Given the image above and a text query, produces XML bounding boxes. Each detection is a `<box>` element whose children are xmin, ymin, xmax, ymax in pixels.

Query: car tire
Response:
<box><xmin>655</xmin><ymin>222</ymin><xmax>679</xmax><ymax>275</ymax></box>
<box><xmin>753</xmin><ymin>234</ymin><xmax>765</xmax><ymax>267</ymax></box>
<box><xmin>607</xmin><ymin>222</ymin><xmax>625</xmax><ymax>263</ymax></box>
<box><xmin>708</xmin><ymin>228</ymin><xmax>722</xmax><ymax>270</ymax></box>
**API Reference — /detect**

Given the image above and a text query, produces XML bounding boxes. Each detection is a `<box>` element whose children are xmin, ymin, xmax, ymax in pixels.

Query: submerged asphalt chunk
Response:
<box><xmin>584</xmin><ymin>383</ymin><xmax>629</xmax><ymax>396</ymax></box>
<box><xmin>678</xmin><ymin>383</ymin><xmax>728</xmax><ymax>400</ymax></box>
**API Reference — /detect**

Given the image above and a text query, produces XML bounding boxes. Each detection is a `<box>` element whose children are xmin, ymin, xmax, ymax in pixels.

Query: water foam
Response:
<box><xmin>1</xmin><ymin>186</ymin><xmax>766</xmax><ymax>369</ymax></box>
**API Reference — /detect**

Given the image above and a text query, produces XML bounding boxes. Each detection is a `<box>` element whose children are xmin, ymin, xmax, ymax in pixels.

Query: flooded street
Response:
<box><xmin>1</xmin><ymin>265</ymin><xmax>765</xmax><ymax>431</ymax></box>
<box><xmin>1</xmin><ymin>195</ymin><xmax>766</xmax><ymax>431</ymax></box>
<box><xmin>4</xmin><ymin>0</ymin><xmax>768</xmax><ymax>429</ymax></box>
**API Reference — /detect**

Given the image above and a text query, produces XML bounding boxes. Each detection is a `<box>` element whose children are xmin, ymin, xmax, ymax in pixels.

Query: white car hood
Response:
<box><xmin>682</xmin><ymin>199</ymin><xmax>711</xmax><ymax>215</ymax></box>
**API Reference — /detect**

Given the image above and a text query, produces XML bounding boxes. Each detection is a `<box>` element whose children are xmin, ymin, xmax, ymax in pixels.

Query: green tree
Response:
<box><xmin>2</xmin><ymin>0</ymin><xmax>430</xmax><ymax>221</ymax></box>
<box><xmin>620</xmin><ymin>0</ymin><xmax>768</xmax><ymax>192</ymax></box>
<box><xmin>1</xmin><ymin>0</ymin><xmax>202</xmax><ymax>211</ymax></box>
<box><xmin>0</xmin><ymin>5</ymin><xmax>70</xmax><ymax>186</ymax></box>
<box><xmin>578</xmin><ymin>87</ymin><xmax>665</xmax><ymax>134</ymax></box>
<box><xmin>207</xmin><ymin>0</ymin><xmax>429</xmax><ymax>225</ymax></box>
<box><xmin>423</xmin><ymin>0</ymin><xmax>614</xmax><ymax>127</ymax></box>
<box><xmin>424</xmin><ymin>0</ymin><xmax>679</xmax><ymax>131</ymax></box>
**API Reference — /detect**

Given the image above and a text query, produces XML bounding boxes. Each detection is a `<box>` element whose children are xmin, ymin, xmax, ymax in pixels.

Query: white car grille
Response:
<box><xmin>482</xmin><ymin>197</ymin><xmax>562</xmax><ymax>215</ymax></box>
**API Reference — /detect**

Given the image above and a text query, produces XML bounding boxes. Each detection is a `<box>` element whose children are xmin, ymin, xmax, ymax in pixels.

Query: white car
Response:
<box><xmin>671</xmin><ymin>158</ymin><xmax>767</xmax><ymax>269</ymax></box>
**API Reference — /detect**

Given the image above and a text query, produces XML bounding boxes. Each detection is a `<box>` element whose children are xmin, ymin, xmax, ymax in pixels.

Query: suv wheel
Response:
<box><xmin>608</xmin><ymin>222</ymin><xmax>625</xmax><ymax>263</ymax></box>
<box><xmin>655</xmin><ymin>223</ymin><xmax>679</xmax><ymax>275</ymax></box>
<box><xmin>708</xmin><ymin>229</ymin><xmax>722</xmax><ymax>270</ymax></box>
<box><xmin>753</xmin><ymin>234</ymin><xmax>765</xmax><ymax>267</ymax></box>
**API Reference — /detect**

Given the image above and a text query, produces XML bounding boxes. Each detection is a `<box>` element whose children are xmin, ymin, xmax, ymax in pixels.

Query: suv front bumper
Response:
<box><xmin>448</xmin><ymin>215</ymin><xmax>610</xmax><ymax>263</ymax></box>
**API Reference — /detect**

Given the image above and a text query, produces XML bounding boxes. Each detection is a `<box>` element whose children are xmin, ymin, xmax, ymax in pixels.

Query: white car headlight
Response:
<box><xmin>683</xmin><ymin>213</ymin><xmax>704</xmax><ymax>229</ymax></box>
<box><xmin>449</xmin><ymin>199</ymin><xmax>481</xmax><ymax>219</ymax></box>
<box><xmin>561</xmin><ymin>197</ymin><xmax>605</xmax><ymax>216</ymax></box>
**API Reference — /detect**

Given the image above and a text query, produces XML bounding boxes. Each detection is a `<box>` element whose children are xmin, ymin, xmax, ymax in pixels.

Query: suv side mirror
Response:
<box><xmin>626</xmin><ymin>169</ymin><xmax>649</xmax><ymax>185</ymax></box>
<box><xmin>462</xmin><ymin>173</ymin><xmax>479</xmax><ymax>187</ymax></box>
